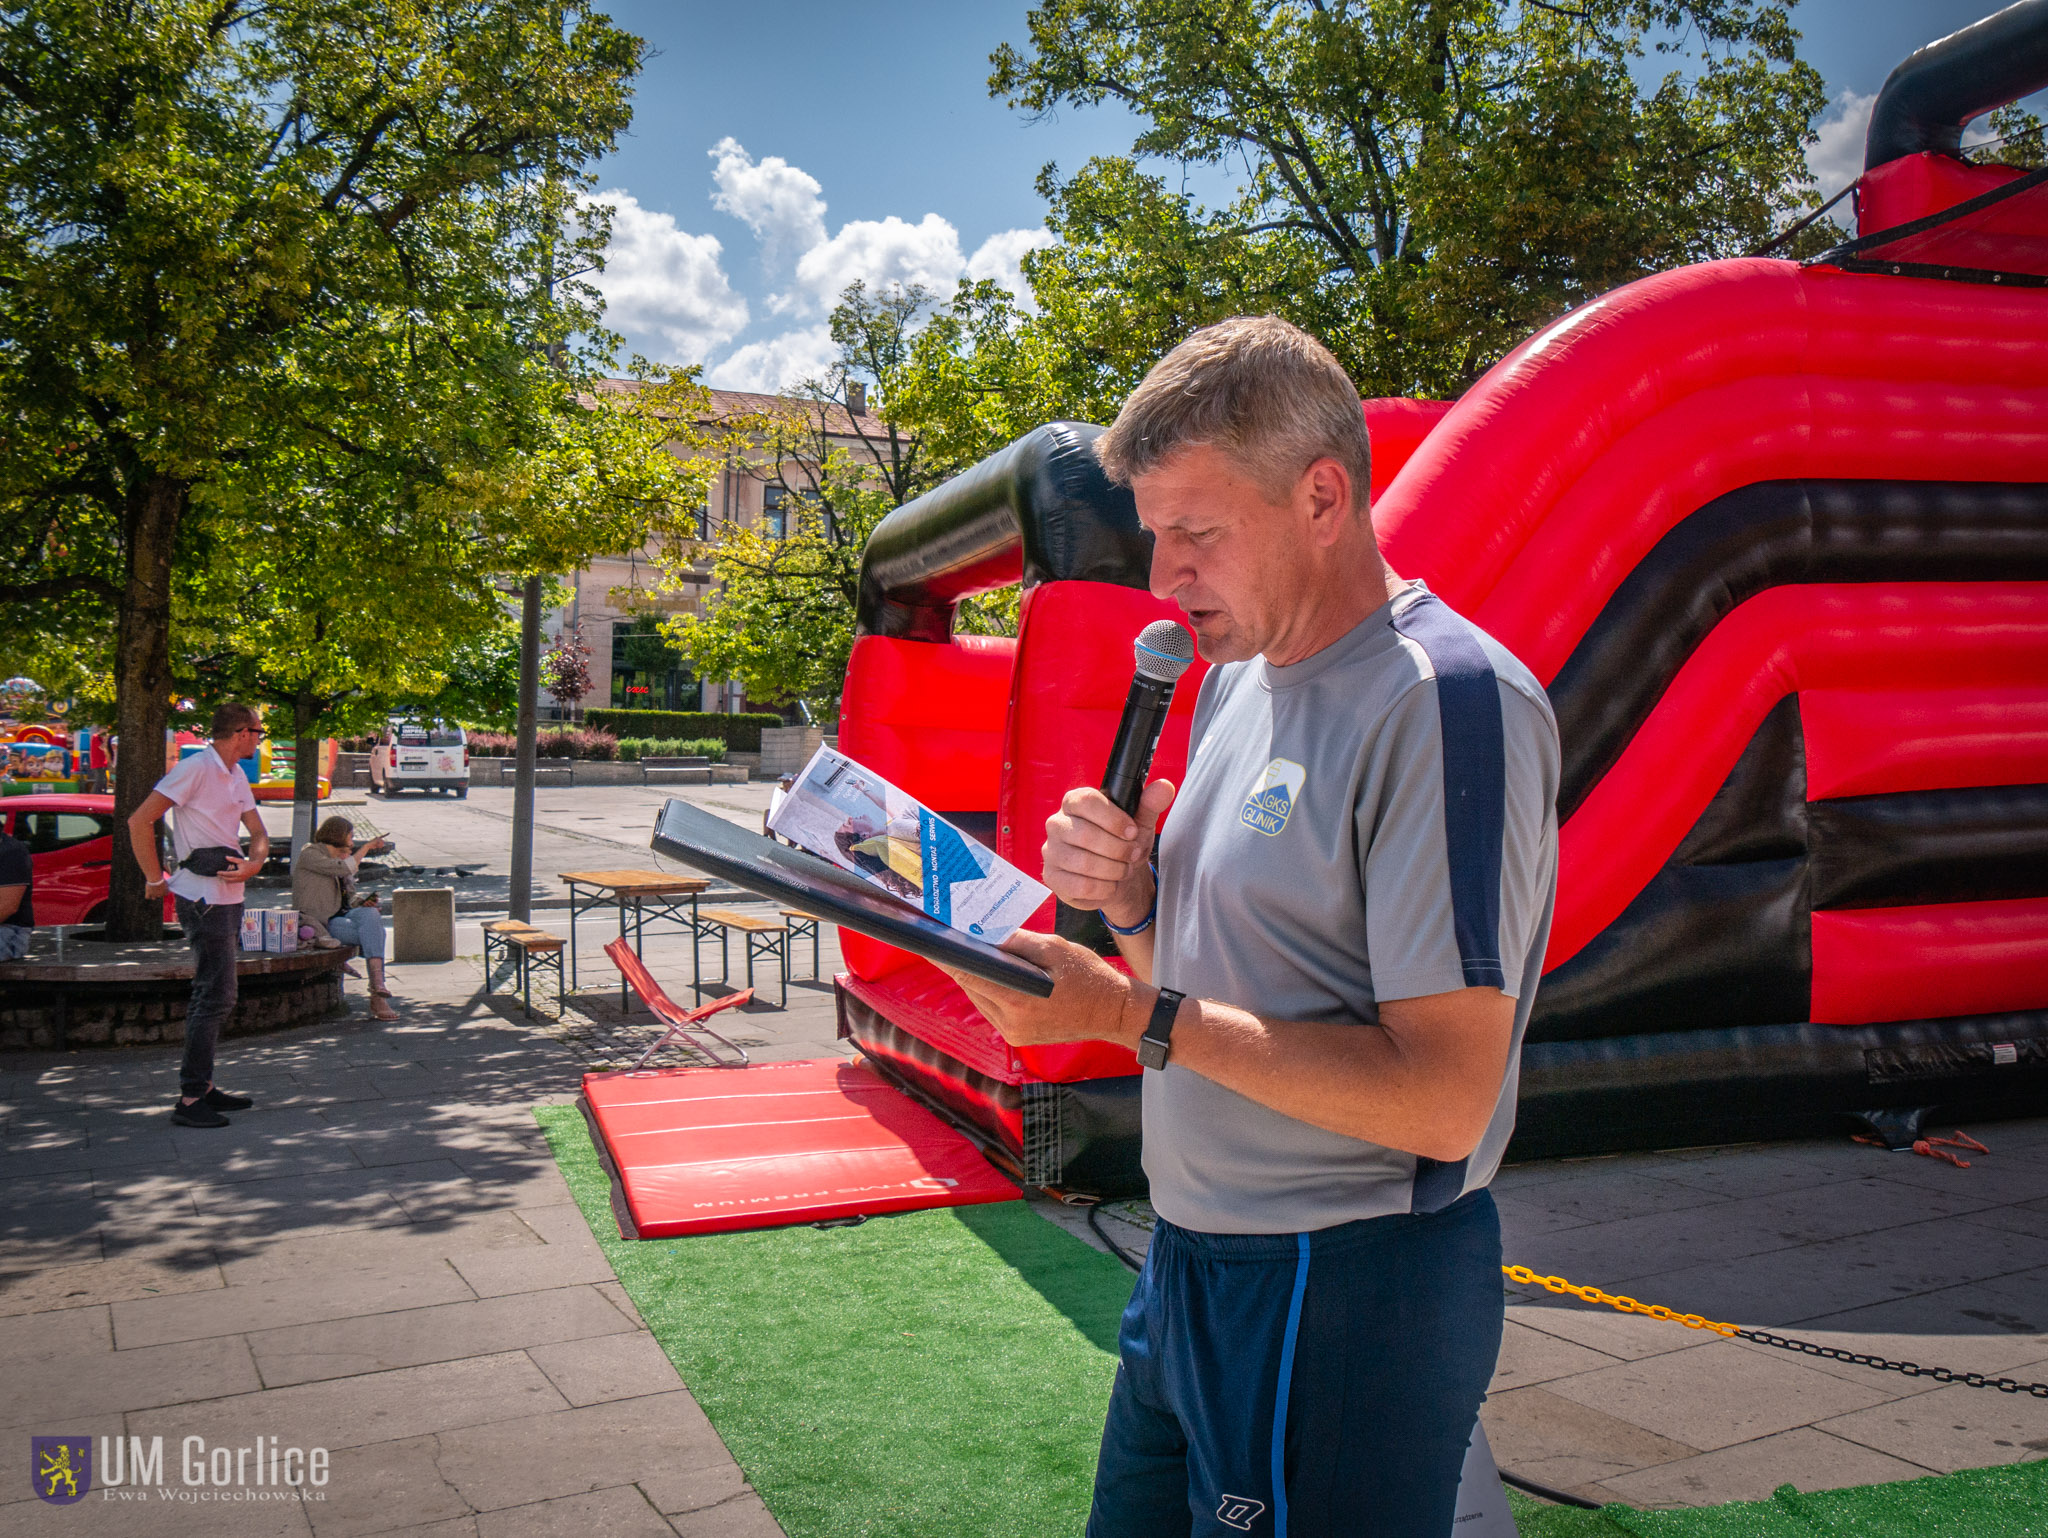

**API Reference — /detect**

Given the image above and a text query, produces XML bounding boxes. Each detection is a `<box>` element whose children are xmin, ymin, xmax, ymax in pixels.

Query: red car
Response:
<box><xmin>0</xmin><ymin>792</ymin><xmax>176</xmax><ymax>926</ymax></box>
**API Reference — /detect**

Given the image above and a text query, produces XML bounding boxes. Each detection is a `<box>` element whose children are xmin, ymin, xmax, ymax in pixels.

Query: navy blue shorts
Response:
<box><xmin>1087</xmin><ymin>1189</ymin><xmax>1502</xmax><ymax>1538</ymax></box>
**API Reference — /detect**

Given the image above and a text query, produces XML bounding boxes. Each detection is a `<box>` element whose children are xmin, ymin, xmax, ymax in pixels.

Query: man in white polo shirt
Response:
<box><xmin>126</xmin><ymin>703</ymin><xmax>271</xmax><ymax>1128</ymax></box>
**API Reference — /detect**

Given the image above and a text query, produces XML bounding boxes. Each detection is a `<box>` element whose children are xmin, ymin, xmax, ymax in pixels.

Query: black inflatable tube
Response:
<box><xmin>1550</xmin><ymin>480</ymin><xmax>2048</xmax><ymax>817</ymax></box>
<box><xmin>1513</xmin><ymin>1011</ymin><xmax>2048</xmax><ymax>1160</ymax></box>
<box><xmin>1864</xmin><ymin>0</ymin><xmax>2048</xmax><ymax>168</ymax></box>
<box><xmin>854</xmin><ymin>421</ymin><xmax>1149</xmax><ymax>641</ymax></box>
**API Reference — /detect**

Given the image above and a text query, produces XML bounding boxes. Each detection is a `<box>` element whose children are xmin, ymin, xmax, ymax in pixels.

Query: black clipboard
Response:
<box><xmin>650</xmin><ymin>799</ymin><xmax>1055</xmax><ymax>997</ymax></box>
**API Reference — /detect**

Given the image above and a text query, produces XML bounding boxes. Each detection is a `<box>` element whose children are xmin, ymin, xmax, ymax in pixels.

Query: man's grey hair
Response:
<box><xmin>208</xmin><ymin>702</ymin><xmax>261</xmax><ymax>739</ymax></box>
<box><xmin>1095</xmin><ymin>316</ymin><xmax>1372</xmax><ymax>510</ymax></box>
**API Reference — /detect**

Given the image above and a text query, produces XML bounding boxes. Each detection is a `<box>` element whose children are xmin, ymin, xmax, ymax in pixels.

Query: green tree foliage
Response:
<box><xmin>985</xmin><ymin>0</ymin><xmax>1831</xmax><ymax>399</ymax></box>
<box><xmin>0</xmin><ymin>1</ymin><xmax>705</xmax><ymax>931</ymax></box>
<box><xmin>665</xmin><ymin>283</ymin><xmax>1017</xmax><ymax>720</ymax></box>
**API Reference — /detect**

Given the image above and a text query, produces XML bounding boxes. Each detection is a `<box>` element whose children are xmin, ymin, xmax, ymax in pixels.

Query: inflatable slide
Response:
<box><xmin>833</xmin><ymin>4</ymin><xmax>2048</xmax><ymax>1186</ymax></box>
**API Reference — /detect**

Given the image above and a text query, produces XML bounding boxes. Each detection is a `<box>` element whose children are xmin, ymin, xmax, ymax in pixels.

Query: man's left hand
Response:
<box><xmin>945</xmin><ymin>930</ymin><xmax>1143</xmax><ymax>1051</ymax></box>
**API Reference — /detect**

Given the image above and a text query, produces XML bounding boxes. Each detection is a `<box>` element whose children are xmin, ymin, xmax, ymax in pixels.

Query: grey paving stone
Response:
<box><xmin>635</xmin><ymin>1462</ymin><xmax>751</xmax><ymax>1517</ymax></box>
<box><xmin>304</xmin><ymin>1433</ymin><xmax>475</xmax><ymax>1537</ymax></box>
<box><xmin>0</xmin><ymin>1333</ymin><xmax>259</xmax><ymax>1423</ymax></box>
<box><xmin>1502</xmin><ymin>1298</ymin><xmax>1716</xmax><ymax>1363</ymax></box>
<box><xmin>1612</xmin><ymin>1213</ymin><xmax>2048</xmax><ymax>1328</ymax></box>
<box><xmin>0</xmin><ymin>1169</ymin><xmax>97</xmax><ymax>1207</ymax></box>
<box><xmin>252</xmin><ymin>1286</ymin><xmax>634</xmax><ymax>1388</ymax></box>
<box><xmin>1597</xmin><ymin>1426</ymin><xmax>1936</xmax><ymax>1507</ymax></box>
<box><xmin>664</xmin><ymin>1491</ymin><xmax>787</xmax><ymax>1538</ymax></box>
<box><xmin>1494</xmin><ymin>1170</ymin><xmax>1732</xmax><ymax>1236</ymax></box>
<box><xmin>450</xmin><ymin>1242</ymin><xmax>618</xmax><ymax>1299</ymax></box>
<box><xmin>0</xmin><ymin>1486</ymin><xmax>316</xmax><ymax>1536</ymax></box>
<box><xmin>1961</xmin><ymin>1201</ymin><xmax>2048</xmax><ymax>1241</ymax></box>
<box><xmin>1488</xmin><ymin>1319</ymin><xmax>1622</xmax><ymax>1393</ymax></box>
<box><xmin>1480</xmin><ymin>1384</ymin><xmax>1699</xmax><ymax>1497</ymax></box>
<box><xmin>1727</xmin><ymin>1265</ymin><xmax>2048</xmax><ymax>1386</ymax></box>
<box><xmin>215</xmin><ymin>1210</ymin><xmax>543</xmax><ymax>1287</ymax></box>
<box><xmin>1650</xmin><ymin>1149</ymin><xmax>1872</xmax><ymax>1203</ymax></box>
<box><xmin>514</xmin><ymin>1203</ymin><xmax>607</xmax><ymax>1254</ymax></box>
<box><xmin>431</xmin><ymin>1392</ymin><xmax>736</xmax><ymax>1514</ymax></box>
<box><xmin>1815</xmin><ymin>1361</ymin><xmax>2048</xmax><ymax>1473</ymax></box>
<box><xmin>1542</xmin><ymin>1338</ymin><xmax>1902</xmax><ymax>1451</ymax></box>
<box><xmin>130</xmin><ymin>1350</ymin><xmax>569</xmax><ymax>1453</ymax></box>
<box><xmin>115</xmin><ymin>1259</ymin><xmax>477</xmax><ymax>1349</ymax></box>
<box><xmin>593</xmin><ymin>1283</ymin><xmax>643</xmax><ymax>1330</ymax></box>
<box><xmin>1856</xmin><ymin>1149</ymin><xmax>2048</xmax><ymax>1207</ymax></box>
<box><xmin>475</xmin><ymin>1484</ymin><xmax>676</xmax><ymax>1538</ymax></box>
<box><xmin>0</xmin><ymin>1251</ymin><xmax>223</xmax><ymax>1318</ymax></box>
<box><xmin>0</xmin><ymin>1300</ymin><xmax>109</xmax><ymax>1362</ymax></box>
<box><xmin>527</xmin><ymin>1331</ymin><xmax>683</xmax><ymax>1407</ymax></box>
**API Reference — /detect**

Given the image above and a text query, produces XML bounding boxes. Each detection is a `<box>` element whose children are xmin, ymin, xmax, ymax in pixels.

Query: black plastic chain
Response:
<box><xmin>1736</xmin><ymin>1329</ymin><xmax>2048</xmax><ymax>1398</ymax></box>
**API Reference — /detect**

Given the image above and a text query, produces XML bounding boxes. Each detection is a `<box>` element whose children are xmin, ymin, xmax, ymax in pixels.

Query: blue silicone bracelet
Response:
<box><xmin>1100</xmin><ymin>864</ymin><xmax>1159</xmax><ymax>936</ymax></box>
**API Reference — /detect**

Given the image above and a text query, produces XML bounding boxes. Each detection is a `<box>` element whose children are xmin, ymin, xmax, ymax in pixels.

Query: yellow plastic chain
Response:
<box><xmin>1501</xmin><ymin>1264</ymin><xmax>1740</xmax><ymax>1337</ymax></box>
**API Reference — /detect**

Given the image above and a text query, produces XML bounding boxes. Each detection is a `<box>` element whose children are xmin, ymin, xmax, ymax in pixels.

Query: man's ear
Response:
<box><xmin>1301</xmin><ymin>457</ymin><xmax>1355</xmax><ymax>544</ymax></box>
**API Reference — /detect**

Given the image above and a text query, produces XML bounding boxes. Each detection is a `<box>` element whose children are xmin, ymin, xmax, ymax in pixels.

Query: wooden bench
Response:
<box><xmin>482</xmin><ymin>919</ymin><xmax>564</xmax><ymax>1017</ymax></box>
<box><xmin>695</xmin><ymin>908</ymin><xmax>789</xmax><ymax>1008</ymax></box>
<box><xmin>779</xmin><ymin>909</ymin><xmax>822</xmax><ymax>981</ymax></box>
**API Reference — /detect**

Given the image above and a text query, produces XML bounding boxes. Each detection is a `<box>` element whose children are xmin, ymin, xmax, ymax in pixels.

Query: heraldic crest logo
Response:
<box><xmin>33</xmin><ymin>1435</ymin><xmax>92</xmax><ymax>1504</ymax></box>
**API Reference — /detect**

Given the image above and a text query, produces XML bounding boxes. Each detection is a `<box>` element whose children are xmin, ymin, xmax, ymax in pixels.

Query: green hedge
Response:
<box><xmin>584</xmin><ymin>710</ymin><xmax>785</xmax><ymax>752</ymax></box>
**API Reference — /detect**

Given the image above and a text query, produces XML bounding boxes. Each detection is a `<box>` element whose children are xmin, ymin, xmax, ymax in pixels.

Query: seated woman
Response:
<box><xmin>293</xmin><ymin>816</ymin><xmax>398</xmax><ymax>1021</ymax></box>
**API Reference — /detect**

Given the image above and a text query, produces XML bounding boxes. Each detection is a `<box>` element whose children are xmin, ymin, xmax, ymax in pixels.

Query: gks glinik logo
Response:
<box><xmin>1239</xmin><ymin>759</ymin><xmax>1306</xmax><ymax>836</ymax></box>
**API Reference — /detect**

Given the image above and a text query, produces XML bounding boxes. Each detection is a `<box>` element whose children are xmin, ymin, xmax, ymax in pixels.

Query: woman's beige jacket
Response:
<box><xmin>291</xmin><ymin>843</ymin><xmax>357</xmax><ymax>939</ymax></box>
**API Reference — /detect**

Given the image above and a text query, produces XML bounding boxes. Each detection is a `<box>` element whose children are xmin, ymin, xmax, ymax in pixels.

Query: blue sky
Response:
<box><xmin>581</xmin><ymin>1</ymin><xmax>2033</xmax><ymax>388</ymax></box>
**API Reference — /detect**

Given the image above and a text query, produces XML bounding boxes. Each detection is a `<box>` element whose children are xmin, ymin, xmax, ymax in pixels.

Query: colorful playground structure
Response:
<box><xmin>830</xmin><ymin>9</ymin><xmax>2048</xmax><ymax>1189</ymax></box>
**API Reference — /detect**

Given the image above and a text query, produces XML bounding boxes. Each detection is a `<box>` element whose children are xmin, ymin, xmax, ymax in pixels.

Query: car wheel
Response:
<box><xmin>456</xmin><ymin>787</ymin><xmax>468</xmax><ymax>799</ymax></box>
<box><xmin>85</xmin><ymin>902</ymin><xmax>109</xmax><ymax>926</ymax></box>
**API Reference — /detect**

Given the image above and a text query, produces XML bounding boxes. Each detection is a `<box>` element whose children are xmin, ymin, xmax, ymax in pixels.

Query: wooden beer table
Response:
<box><xmin>560</xmin><ymin>870</ymin><xmax>712</xmax><ymax>1007</ymax></box>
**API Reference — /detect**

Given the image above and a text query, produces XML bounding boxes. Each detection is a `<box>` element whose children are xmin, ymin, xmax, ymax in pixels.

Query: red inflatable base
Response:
<box><xmin>579</xmin><ymin>1058</ymin><xmax>1019</xmax><ymax>1238</ymax></box>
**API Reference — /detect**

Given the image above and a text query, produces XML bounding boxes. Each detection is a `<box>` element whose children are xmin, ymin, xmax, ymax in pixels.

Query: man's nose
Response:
<box><xmin>1148</xmin><ymin>544</ymin><xmax>1188</xmax><ymax>603</ymax></box>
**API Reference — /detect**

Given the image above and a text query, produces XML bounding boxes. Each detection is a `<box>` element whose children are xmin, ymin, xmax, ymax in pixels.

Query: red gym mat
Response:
<box><xmin>579</xmin><ymin>1057</ymin><xmax>1019</xmax><ymax>1237</ymax></box>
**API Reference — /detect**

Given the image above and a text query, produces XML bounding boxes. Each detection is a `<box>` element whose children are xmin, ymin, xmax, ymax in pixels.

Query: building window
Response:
<box><xmin>611</xmin><ymin>618</ymin><xmax>701</xmax><ymax>711</ymax></box>
<box><xmin>762</xmin><ymin>484</ymin><xmax>790</xmax><ymax>539</ymax></box>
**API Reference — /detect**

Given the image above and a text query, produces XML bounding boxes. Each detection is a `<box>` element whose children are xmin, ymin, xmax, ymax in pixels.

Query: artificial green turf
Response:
<box><xmin>537</xmin><ymin>1105</ymin><xmax>2048</xmax><ymax>1538</ymax></box>
<box><xmin>536</xmin><ymin>1105</ymin><xmax>1132</xmax><ymax>1537</ymax></box>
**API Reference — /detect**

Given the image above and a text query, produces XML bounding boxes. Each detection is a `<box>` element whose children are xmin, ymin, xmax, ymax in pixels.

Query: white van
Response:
<box><xmin>372</xmin><ymin>719</ymin><xmax>469</xmax><ymax>797</ymax></box>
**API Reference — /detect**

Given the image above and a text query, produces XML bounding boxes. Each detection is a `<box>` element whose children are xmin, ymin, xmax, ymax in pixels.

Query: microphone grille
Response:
<box><xmin>1132</xmin><ymin>620</ymin><xmax>1195</xmax><ymax>683</ymax></box>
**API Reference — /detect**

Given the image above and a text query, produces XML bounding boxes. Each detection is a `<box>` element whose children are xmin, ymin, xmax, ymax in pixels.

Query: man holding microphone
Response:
<box><xmin>948</xmin><ymin>316</ymin><xmax>1560</xmax><ymax>1536</ymax></box>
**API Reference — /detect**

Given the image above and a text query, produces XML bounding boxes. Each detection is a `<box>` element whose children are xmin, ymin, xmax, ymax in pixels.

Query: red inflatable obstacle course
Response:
<box><xmin>828</xmin><ymin>6</ymin><xmax>2048</xmax><ymax>1182</ymax></box>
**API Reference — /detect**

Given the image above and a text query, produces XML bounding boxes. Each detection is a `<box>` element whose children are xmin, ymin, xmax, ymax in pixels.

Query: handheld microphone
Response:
<box><xmin>1101</xmin><ymin>620</ymin><xmax>1197</xmax><ymax>815</ymax></box>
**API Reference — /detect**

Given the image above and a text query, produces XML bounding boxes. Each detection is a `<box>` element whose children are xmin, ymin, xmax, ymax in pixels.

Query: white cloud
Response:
<box><xmin>1809</xmin><ymin>91</ymin><xmax>1877</xmax><ymax>228</ymax></box>
<box><xmin>967</xmin><ymin>227</ymin><xmax>1055</xmax><ymax>307</ymax></box>
<box><xmin>586</xmin><ymin>189</ymin><xmax>748</xmax><ymax>360</ymax></box>
<box><xmin>709</xmin><ymin>138</ymin><xmax>828</xmax><ymax>271</ymax></box>
<box><xmin>705</xmin><ymin>324</ymin><xmax>839</xmax><ymax>393</ymax></box>
<box><xmin>793</xmin><ymin>213</ymin><xmax>968</xmax><ymax>311</ymax></box>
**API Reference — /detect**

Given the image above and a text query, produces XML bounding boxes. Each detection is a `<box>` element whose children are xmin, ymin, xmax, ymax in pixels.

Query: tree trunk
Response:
<box><xmin>108</xmin><ymin>473</ymin><xmax>188</xmax><ymax>940</ymax></box>
<box><xmin>509</xmin><ymin>575</ymin><xmax>542</xmax><ymax>923</ymax></box>
<box><xmin>291</xmin><ymin>683</ymin><xmax>320</xmax><ymax>863</ymax></box>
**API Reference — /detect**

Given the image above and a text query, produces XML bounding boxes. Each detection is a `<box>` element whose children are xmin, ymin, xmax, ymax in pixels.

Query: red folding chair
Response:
<box><xmin>605</xmin><ymin>937</ymin><xmax>754</xmax><ymax>1069</ymax></box>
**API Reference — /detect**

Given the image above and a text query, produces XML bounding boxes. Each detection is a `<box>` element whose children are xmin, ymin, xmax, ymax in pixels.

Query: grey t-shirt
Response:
<box><xmin>1148</xmin><ymin>583</ymin><xmax>1560</xmax><ymax>1234</ymax></box>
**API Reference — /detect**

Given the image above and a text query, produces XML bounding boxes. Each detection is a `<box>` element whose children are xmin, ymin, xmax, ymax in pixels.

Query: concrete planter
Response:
<box><xmin>758</xmin><ymin>726</ymin><xmax>823</xmax><ymax>777</ymax></box>
<box><xmin>570</xmin><ymin>761</ymin><xmax>645</xmax><ymax>786</ymax></box>
<box><xmin>727</xmin><ymin>751</ymin><xmax>762</xmax><ymax>779</ymax></box>
<box><xmin>335</xmin><ymin>751</ymin><xmax>373</xmax><ymax>788</ymax></box>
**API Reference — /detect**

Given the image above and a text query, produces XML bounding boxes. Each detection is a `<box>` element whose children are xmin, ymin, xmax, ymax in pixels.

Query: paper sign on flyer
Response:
<box><xmin>769</xmin><ymin>746</ymin><xmax>1050</xmax><ymax>944</ymax></box>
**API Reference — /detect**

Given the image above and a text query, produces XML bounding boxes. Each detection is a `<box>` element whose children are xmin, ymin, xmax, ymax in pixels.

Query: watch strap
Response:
<box><xmin>1137</xmin><ymin>987</ymin><xmax>1184</xmax><ymax>1071</ymax></box>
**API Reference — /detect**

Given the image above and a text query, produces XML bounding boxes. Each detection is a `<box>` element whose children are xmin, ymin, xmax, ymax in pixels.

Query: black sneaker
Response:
<box><xmin>202</xmin><ymin>1087</ymin><xmax>254</xmax><ymax>1111</ymax></box>
<box><xmin>171</xmin><ymin>1098</ymin><xmax>231</xmax><ymax>1128</ymax></box>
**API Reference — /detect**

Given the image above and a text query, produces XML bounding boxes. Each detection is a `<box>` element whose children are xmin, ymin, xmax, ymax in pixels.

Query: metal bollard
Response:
<box><xmin>391</xmin><ymin>888</ymin><xmax>457</xmax><ymax>964</ymax></box>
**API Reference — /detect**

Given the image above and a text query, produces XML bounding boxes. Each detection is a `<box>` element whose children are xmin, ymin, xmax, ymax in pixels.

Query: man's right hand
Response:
<box><xmin>1041</xmin><ymin>779</ymin><xmax>1175</xmax><ymax>928</ymax></box>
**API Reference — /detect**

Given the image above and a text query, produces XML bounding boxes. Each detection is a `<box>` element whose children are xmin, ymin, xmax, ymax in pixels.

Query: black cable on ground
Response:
<box><xmin>1496</xmin><ymin>1470</ymin><xmax>1603</xmax><ymax>1510</ymax></box>
<box><xmin>1087</xmin><ymin>1203</ymin><xmax>1144</xmax><ymax>1272</ymax></box>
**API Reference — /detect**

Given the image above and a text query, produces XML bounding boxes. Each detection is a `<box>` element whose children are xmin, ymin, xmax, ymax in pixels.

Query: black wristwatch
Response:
<box><xmin>1137</xmin><ymin>988</ymin><xmax>1185</xmax><ymax>1071</ymax></box>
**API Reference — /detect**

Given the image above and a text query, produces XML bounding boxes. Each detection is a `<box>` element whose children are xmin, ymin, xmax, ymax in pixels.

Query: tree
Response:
<box><xmin>542</xmin><ymin>624</ymin><xmax>593</xmax><ymax>712</ymax></box>
<box><xmin>663</xmin><ymin>282</ymin><xmax>1018</xmax><ymax>719</ymax></box>
<box><xmin>0</xmin><ymin>1</ymin><xmax>686</xmax><ymax>933</ymax></box>
<box><xmin>988</xmin><ymin>0</ymin><xmax>1831</xmax><ymax>398</ymax></box>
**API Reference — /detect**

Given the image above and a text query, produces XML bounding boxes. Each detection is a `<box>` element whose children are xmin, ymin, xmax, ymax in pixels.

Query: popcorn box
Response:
<box><xmin>240</xmin><ymin>910</ymin><xmax>264</xmax><ymax>950</ymax></box>
<box><xmin>263</xmin><ymin>909</ymin><xmax>299</xmax><ymax>953</ymax></box>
